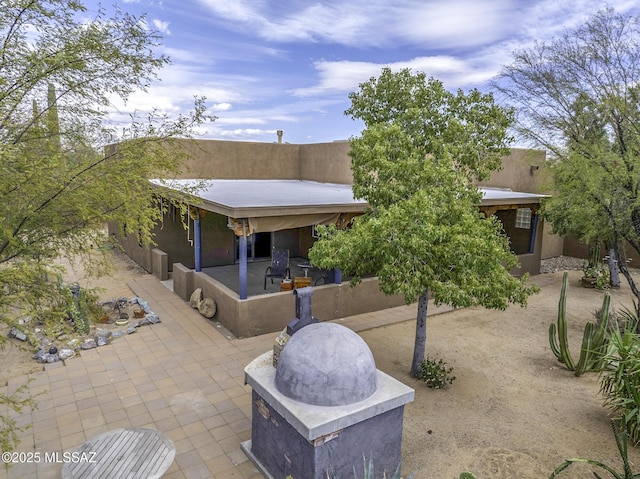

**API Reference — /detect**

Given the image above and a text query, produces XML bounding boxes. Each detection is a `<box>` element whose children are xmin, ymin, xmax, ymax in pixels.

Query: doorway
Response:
<box><xmin>235</xmin><ymin>232</ymin><xmax>272</xmax><ymax>262</ymax></box>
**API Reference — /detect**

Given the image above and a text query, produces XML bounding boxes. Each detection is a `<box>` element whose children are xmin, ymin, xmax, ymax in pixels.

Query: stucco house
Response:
<box><xmin>112</xmin><ymin>138</ymin><xmax>550</xmax><ymax>337</ymax></box>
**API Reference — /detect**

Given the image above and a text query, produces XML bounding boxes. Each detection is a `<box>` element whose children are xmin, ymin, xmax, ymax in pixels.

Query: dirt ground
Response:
<box><xmin>360</xmin><ymin>270</ymin><xmax>640</xmax><ymax>478</ymax></box>
<box><xmin>2</xmin><ymin>255</ymin><xmax>640</xmax><ymax>478</ymax></box>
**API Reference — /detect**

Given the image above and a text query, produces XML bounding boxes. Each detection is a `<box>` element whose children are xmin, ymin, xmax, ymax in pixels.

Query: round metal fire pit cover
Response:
<box><xmin>275</xmin><ymin>322</ymin><xmax>378</xmax><ymax>406</ymax></box>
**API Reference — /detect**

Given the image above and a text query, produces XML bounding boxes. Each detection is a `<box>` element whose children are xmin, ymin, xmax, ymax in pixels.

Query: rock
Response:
<box><xmin>126</xmin><ymin>326</ymin><xmax>136</xmax><ymax>335</ymax></box>
<box><xmin>45</xmin><ymin>353</ymin><xmax>59</xmax><ymax>363</ymax></box>
<box><xmin>190</xmin><ymin>288</ymin><xmax>203</xmax><ymax>308</ymax></box>
<box><xmin>32</xmin><ymin>348</ymin><xmax>46</xmax><ymax>361</ymax></box>
<box><xmin>81</xmin><ymin>339</ymin><xmax>97</xmax><ymax>350</ymax></box>
<box><xmin>147</xmin><ymin>314</ymin><xmax>161</xmax><ymax>324</ymax></box>
<box><xmin>112</xmin><ymin>330</ymin><xmax>124</xmax><ymax>339</ymax></box>
<box><xmin>58</xmin><ymin>349</ymin><xmax>75</xmax><ymax>360</ymax></box>
<box><xmin>131</xmin><ymin>297</ymin><xmax>152</xmax><ymax>313</ymax></box>
<box><xmin>95</xmin><ymin>329</ymin><xmax>113</xmax><ymax>340</ymax></box>
<box><xmin>8</xmin><ymin>327</ymin><xmax>27</xmax><ymax>342</ymax></box>
<box><xmin>96</xmin><ymin>336</ymin><xmax>109</xmax><ymax>347</ymax></box>
<box><xmin>198</xmin><ymin>297</ymin><xmax>217</xmax><ymax>318</ymax></box>
<box><xmin>48</xmin><ymin>346</ymin><xmax>58</xmax><ymax>355</ymax></box>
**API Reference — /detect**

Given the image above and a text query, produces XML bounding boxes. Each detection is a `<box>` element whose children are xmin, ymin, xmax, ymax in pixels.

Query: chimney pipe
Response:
<box><xmin>277</xmin><ymin>130</ymin><xmax>283</xmax><ymax>144</ymax></box>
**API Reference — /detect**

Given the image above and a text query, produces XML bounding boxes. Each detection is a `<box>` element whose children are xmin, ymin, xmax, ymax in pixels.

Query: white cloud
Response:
<box><xmin>198</xmin><ymin>0</ymin><xmax>519</xmax><ymax>49</ymax></box>
<box><xmin>212</xmin><ymin>102</ymin><xmax>232</xmax><ymax>111</ymax></box>
<box><xmin>292</xmin><ymin>55</ymin><xmax>496</xmax><ymax>97</ymax></box>
<box><xmin>152</xmin><ymin>19</ymin><xmax>171</xmax><ymax>35</ymax></box>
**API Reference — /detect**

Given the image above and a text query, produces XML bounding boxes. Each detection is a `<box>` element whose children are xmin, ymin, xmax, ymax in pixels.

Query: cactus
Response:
<box><xmin>549</xmin><ymin>271</ymin><xmax>611</xmax><ymax>376</ymax></box>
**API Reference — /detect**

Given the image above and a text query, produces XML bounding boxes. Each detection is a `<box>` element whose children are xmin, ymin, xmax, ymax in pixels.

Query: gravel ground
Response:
<box><xmin>539</xmin><ymin>256</ymin><xmax>586</xmax><ymax>274</ymax></box>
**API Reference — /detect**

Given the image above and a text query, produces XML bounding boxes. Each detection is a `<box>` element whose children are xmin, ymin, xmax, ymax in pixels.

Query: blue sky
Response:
<box><xmin>85</xmin><ymin>0</ymin><xmax>639</xmax><ymax>145</ymax></box>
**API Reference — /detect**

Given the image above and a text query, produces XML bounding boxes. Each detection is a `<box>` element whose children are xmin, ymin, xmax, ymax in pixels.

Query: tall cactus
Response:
<box><xmin>549</xmin><ymin>271</ymin><xmax>611</xmax><ymax>376</ymax></box>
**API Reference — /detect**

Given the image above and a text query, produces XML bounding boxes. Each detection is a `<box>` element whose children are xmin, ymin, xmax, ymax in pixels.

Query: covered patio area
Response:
<box><xmin>200</xmin><ymin>257</ymin><xmax>334</xmax><ymax>298</ymax></box>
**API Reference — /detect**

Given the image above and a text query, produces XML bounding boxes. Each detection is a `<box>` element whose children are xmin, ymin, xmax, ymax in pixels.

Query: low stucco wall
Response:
<box><xmin>172</xmin><ymin>264</ymin><xmax>406</xmax><ymax>337</ymax></box>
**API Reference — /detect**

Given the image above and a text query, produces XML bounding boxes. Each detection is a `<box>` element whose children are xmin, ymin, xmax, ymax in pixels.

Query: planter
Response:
<box><xmin>581</xmin><ymin>276</ymin><xmax>597</xmax><ymax>288</ymax></box>
<box><xmin>280</xmin><ymin>279</ymin><xmax>293</xmax><ymax>291</ymax></box>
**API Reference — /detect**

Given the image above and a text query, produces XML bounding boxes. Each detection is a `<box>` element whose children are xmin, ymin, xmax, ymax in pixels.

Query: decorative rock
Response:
<box><xmin>126</xmin><ymin>326</ymin><xmax>136</xmax><ymax>335</ymax></box>
<box><xmin>96</xmin><ymin>336</ymin><xmax>109</xmax><ymax>347</ymax></box>
<box><xmin>198</xmin><ymin>297</ymin><xmax>217</xmax><ymax>318</ymax></box>
<box><xmin>58</xmin><ymin>349</ymin><xmax>75</xmax><ymax>360</ymax></box>
<box><xmin>81</xmin><ymin>339</ymin><xmax>97</xmax><ymax>350</ymax></box>
<box><xmin>112</xmin><ymin>330</ymin><xmax>124</xmax><ymax>339</ymax></box>
<box><xmin>32</xmin><ymin>348</ymin><xmax>46</xmax><ymax>361</ymax></box>
<box><xmin>190</xmin><ymin>288</ymin><xmax>203</xmax><ymax>308</ymax></box>
<box><xmin>48</xmin><ymin>346</ymin><xmax>58</xmax><ymax>355</ymax></box>
<box><xmin>95</xmin><ymin>329</ymin><xmax>113</xmax><ymax>341</ymax></box>
<box><xmin>131</xmin><ymin>297</ymin><xmax>152</xmax><ymax>313</ymax></box>
<box><xmin>46</xmin><ymin>353</ymin><xmax>59</xmax><ymax>363</ymax></box>
<box><xmin>147</xmin><ymin>314</ymin><xmax>161</xmax><ymax>324</ymax></box>
<box><xmin>8</xmin><ymin>327</ymin><xmax>27</xmax><ymax>342</ymax></box>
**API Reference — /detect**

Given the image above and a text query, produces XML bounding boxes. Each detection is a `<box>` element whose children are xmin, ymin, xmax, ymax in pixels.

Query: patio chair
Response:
<box><xmin>264</xmin><ymin>248</ymin><xmax>291</xmax><ymax>289</ymax></box>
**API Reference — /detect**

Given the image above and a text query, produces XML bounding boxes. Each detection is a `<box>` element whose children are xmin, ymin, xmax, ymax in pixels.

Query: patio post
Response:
<box><xmin>528</xmin><ymin>213</ymin><xmax>538</xmax><ymax>254</ymax></box>
<box><xmin>239</xmin><ymin>219</ymin><xmax>248</xmax><ymax>300</ymax></box>
<box><xmin>194</xmin><ymin>210</ymin><xmax>202</xmax><ymax>272</ymax></box>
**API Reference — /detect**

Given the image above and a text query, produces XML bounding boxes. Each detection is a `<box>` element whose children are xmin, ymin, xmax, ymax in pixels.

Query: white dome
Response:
<box><xmin>275</xmin><ymin>323</ymin><xmax>378</xmax><ymax>406</ymax></box>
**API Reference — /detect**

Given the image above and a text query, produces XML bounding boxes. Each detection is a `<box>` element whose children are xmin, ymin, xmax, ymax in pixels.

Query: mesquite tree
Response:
<box><xmin>0</xmin><ymin>0</ymin><xmax>210</xmax><ymax>452</ymax></box>
<box><xmin>495</xmin><ymin>7</ymin><xmax>640</xmax><ymax>297</ymax></box>
<box><xmin>309</xmin><ymin>68</ymin><xmax>537</xmax><ymax>377</ymax></box>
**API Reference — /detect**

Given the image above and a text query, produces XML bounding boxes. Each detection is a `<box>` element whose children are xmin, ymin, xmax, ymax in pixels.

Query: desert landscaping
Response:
<box><xmin>2</xmin><ymin>252</ymin><xmax>640</xmax><ymax>478</ymax></box>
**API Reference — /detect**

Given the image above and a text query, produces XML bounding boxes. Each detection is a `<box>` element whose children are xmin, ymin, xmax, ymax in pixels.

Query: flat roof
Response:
<box><xmin>480</xmin><ymin>187</ymin><xmax>548</xmax><ymax>206</ymax></box>
<box><xmin>152</xmin><ymin>179</ymin><xmax>547</xmax><ymax>218</ymax></box>
<box><xmin>152</xmin><ymin>179</ymin><xmax>368</xmax><ymax>217</ymax></box>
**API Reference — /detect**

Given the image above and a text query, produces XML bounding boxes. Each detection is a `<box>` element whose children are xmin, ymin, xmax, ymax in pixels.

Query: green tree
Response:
<box><xmin>308</xmin><ymin>68</ymin><xmax>537</xmax><ymax>377</ymax></box>
<box><xmin>494</xmin><ymin>7</ymin><xmax>640</xmax><ymax>299</ymax></box>
<box><xmin>0</xmin><ymin>0</ymin><xmax>209</xmax><ymax>452</ymax></box>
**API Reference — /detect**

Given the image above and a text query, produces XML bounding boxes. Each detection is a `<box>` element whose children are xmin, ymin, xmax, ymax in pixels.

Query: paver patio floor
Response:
<box><xmin>0</xmin><ymin>275</ymin><xmax>426</xmax><ymax>479</ymax></box>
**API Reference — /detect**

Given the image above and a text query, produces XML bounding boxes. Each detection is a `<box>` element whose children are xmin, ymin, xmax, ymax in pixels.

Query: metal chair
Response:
<box><xmin>264</xmin><ymin>248</ymin><xmax>290</xmax><ymax>289</ymax></box>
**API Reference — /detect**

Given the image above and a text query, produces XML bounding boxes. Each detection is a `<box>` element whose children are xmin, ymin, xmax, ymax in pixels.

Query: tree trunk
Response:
<box><xmin>410</xmin><ymin>290</ymin><xmax>429</xmax><ymax>378</ymax></box>
<box><xmin>606</xmin><ymin>244</ymin><xmax>620</xmax><ymax>288</ymax></box>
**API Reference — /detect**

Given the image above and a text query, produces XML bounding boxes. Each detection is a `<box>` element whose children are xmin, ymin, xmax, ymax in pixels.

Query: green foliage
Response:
<box><xmin>496</xmin><ymin>7</ymin><xmax>640</xmax><ymax>305</ymax></box>
<box><xmin>310</xmin><ymin>68</ymin><xmax>538</xmax><ymax>376</ymax></box>
<box><xmin>549</xmin><ymin>272</ymin><xmax>611</xmax><ymax>376</ymax></box>
<box><xmin>0</xmin><ymin>0</ymin><xmax>210</xmax><ymax>452</ymax></box>
<box><xmin>0</xmin><ymin>379</ymin><xmax>39</xmax><ymax>459</ymax></box>
<box><xmin>599</xmin><ymin>318</ymin><xmax>640</xmax><ymax>446</ymax></box>
<box><xmin>459</xmin><ymin>474</ymin><xmax>477</xmax><ymax>479</ymax></box>
<box><xmin>65</xmin><ymin>286</ymin><xmax>102</xmax><ymax>335</ymax></box>
<box><xmin>582</xmin><ymin>241</ymin><xmax>610</xmax><ymax>290</ymax></box>
<box><xmin>417</xmin><ymin>357</ymin><xmax>457</xmax><ymax>389</ymax></box>
<box><xmin>549</xmin><ymin>420</ymin><xmax>639</xmax><ymax>479</ymax></box>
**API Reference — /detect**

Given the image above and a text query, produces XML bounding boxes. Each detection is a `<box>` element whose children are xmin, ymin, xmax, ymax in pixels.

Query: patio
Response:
<box><xmin>200</xmin><ymin>257</ymin><xmax>331</xmax><ymax>298</ymax></box>
<box><xmin>0</xmin><ymin>274</ymin><xmax>422</xmax><ymax>479</ymax></box>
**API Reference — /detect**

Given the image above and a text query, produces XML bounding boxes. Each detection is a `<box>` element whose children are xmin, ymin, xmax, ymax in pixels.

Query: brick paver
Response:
<box><xmin>0</xmin><ymin>275</ymin><xmax>428</xmax><ymax>479</ymax></box>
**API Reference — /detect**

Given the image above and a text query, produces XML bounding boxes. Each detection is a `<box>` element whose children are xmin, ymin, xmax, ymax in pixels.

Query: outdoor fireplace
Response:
<box><xmin>242</xmin><ymin>288</ymin><xmax>414</xmax><ymax>479</ymax></box>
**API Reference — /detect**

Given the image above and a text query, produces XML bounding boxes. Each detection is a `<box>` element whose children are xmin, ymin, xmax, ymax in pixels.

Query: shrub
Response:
<box><xmin>599</xmin><ymin>320</ymin><xmax>640</xmax><ymax>445</ymax></box>
<box><xmin>550</xmin><ymin>420</ymin><xmax>637</xmax><ymax>478</ymax></box>
<box><xmin>417</xmin><ymin>357</ymin><xmax>456</xmax><ymax>389</ymax></box>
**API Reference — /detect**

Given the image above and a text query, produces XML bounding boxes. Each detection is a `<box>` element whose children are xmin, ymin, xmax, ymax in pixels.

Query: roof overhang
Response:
<box><xmin>151</xmin><ymin>180</ymin><xmax>548</xmax><ymax>218</ymax></box>
<box><xmin>151</xmin><ymin>179</ymin><xmax>368</xmax><ymax>218</ymax></box>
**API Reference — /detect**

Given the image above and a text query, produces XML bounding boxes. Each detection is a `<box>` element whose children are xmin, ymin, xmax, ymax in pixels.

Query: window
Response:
<box><xmin>515</xmin><ymin>208</ymin><xmax>532</xmax><ymax>229</ymax></box>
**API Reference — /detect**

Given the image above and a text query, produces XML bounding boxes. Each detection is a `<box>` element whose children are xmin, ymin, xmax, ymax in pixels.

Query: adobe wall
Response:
<box><xmin>176</xmin><ymin>139</ymin><xmax>301</xmax><ymax>179</ymax></box>
<box><xmin>477</xmin><ymin>148</ymin><xmax>548</xmax><ymax>194</ymax></box>
<box><xmin>298</xmin><ymin>141</ymin><xmax>353</xmax><ymax>184</ymax></box>
<box><xmin>173</xmin><ymin>266</ymin><xmax>406</xmax><ymax>337</ymax></box>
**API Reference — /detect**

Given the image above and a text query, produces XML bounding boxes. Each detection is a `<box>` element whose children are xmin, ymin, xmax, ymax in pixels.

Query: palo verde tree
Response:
<box><xmin>0</xmin><ymin>0</ymin><xmax>209</xmax><ymax>452</ymax></box>
<box><xmin>494</xmin><ymin>7</ymin><xmax>640</xmax><ymax>299</ymax></box>
<box><xmin>308</xmin><ymin>68</ymin><xmax>537</xmax><ymax>377</ymax></box>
